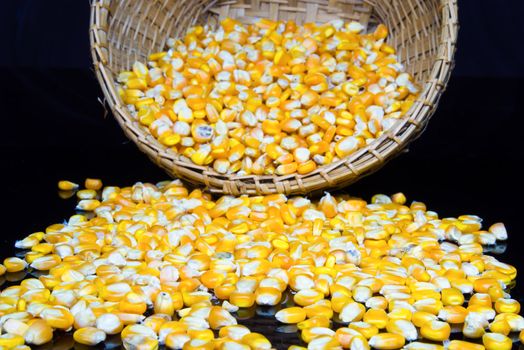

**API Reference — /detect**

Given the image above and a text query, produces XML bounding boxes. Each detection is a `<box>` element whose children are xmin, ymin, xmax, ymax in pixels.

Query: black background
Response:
<box><xmin>0</xmin><ymin>1</ymin><xmax>524</xmax><ymax>348</ymax></box>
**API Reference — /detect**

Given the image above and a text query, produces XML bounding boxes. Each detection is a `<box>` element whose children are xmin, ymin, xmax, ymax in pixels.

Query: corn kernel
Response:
<box><xmin>482</xmin><ymin>332</ymin><xmax>512</xmax><ymax>350</ymax></box>
<box><xmin>241</xmin><ymin>333</ymin><xmax>271</xmax><ymax>350</ymax></box>
<box><xmin>275</xmin><ymin>307</ymin><xmax>306</xmax><ymax>324</ymax></box>
<box><xmin>385</xmin><ymin>319</ymin><xmax>417</xmax><ymax>341</ymax></box>
<box><xmin>447</xmin><ymin>340</ymin><xmax>485</xmax><ymax>350</ymax></box>
<box><xmin>84</xmin><ymin>178</ymin><xmax>103</xmax><ymax>190</ymax></box>
<box><xmin>368</xmin><ymin>333</ymin><xmax>405</xmax><ymax>349</ymax></box>
<box><xmin>24</xmin><ymin>319</ymin><xmax>53</xmax><ymax>345</ymax></box>
<box><xmin>420</xmin><ymin>320</ymin><xmax>450</xmax><ymax>342</ymax></box>
<box><xmin>73</xmin><ymin>327</ymin><xmax>107</xmax><ymax>346</ymax></box>
<box><xmin>58</xmin><ymin>180</ymin><xmax>79</xmax><ymax>191</ymax></box>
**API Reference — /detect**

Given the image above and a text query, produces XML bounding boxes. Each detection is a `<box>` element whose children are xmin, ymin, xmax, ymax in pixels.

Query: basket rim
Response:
<box><xmin>89</xmin><ymin>0</ymin><xmax>459</xmax><ymax>195</ymax></box>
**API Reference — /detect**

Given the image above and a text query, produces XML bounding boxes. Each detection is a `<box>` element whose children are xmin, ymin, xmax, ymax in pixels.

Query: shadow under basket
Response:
<box><xmin>90</xmin><ymin>0</ymin><xmax>458</xmax><ymax>195</ymax></box>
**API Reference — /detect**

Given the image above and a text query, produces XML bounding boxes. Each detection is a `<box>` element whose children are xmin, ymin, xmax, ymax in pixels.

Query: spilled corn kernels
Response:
<box><xmin>0</xmin><ymin>178</ymin><xmax>520</xmax><ymax>350</ymax></box>
<box><xmin>116</xmin><ymin>18</ymin><xmax>419</xmax><ymax>176</ymax></box>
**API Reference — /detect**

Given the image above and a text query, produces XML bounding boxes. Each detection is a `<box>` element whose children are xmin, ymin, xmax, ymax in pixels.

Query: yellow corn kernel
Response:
<box><xmin>187</xmin><ymin>328</ymin><xmax>214</xmax><ymax>341</ymax></box>
<box><xmin>466</xmin><ymin>304</ymin><xmax>495</xmax><ymax>321</ymax></box>
<box><xmin>487</xmin><ymin>286</ymin><xmax>504</xmax><ymax>301</ymax></box>
<box><xmin>293</xmin><ymin>289</ymin><xmax>324</xmax><ymax>306</ymax></box>
<box><xmin>154</xmin><ymin>291</ymin><xmax>175</xmax><ymax>315</ymax></box>
<box><xmin>494</xmin><ymin>298</ymin><xmax>520</xmax><ymax>314</ymax></box>
<box><xmin>73</xmin><ymin>327</ymin><xmax>107</xmax><ymax>346</ymax></box>
<box><xmin>297</xmin><ymin>316</ymin><xmax>331</xmax><ymax>330</ymax></box>
<box><xmin>159</xmin><ymin>132</ymin><xmax>181</xmax><ymax>147</ymax></box>
<box><xmin>489</xmin><ymin>319</ymin><xmax>511</xmax><ymax>336</ymax></box>
<box><xmin>275</xmin><ymin>162</ymin><xmax>298</xmax><ymax>175</ymax></box>
<box><xmin>76</xmin><ymin>199</ymin><xmax>101</xmax><ymax>211</ymax></box>
<box><xmin>218</xmin><ymin>325</ymin><xmax>251</xmax><ymax>342</ymax></box>
<box><xmin>441</xmin><ymin>287</ymin><xmax>464</xmax><ymax>306</ymax></box>
<box><xmin>40</xmin><ymin>306</ymin><xmax>74</xmax><ymax>329</ymax></box>
<box><xmin>200</xmin><ymin>270</ymin><xmax>226</xmax><ymax>290</ymax></box>
<box><xmin>349</xmin><ymin>321</ymin><xmax>379</xmax><ymax>339</ymax></box>
<box><xmin>275</xmin><ymin>307</ymin><xmax>306</xmax><ymax>324</ymax></box>
<box><xmin>262</xmin><ymin>120</ymin><xmax>281</xmax><ymax>135</ymax></box>
<box><xmin>182</xmin><ymin>291</ymin><xmax>212</xmax><ymax>306</ymax></box>
<box><xmin>142</xmin><ymin>314</ymin><xmax>171</xmax><ymax>334</ymax></box>
<box><xmin>331</xmin><ymin>292</ymin><xmax>352</xmax><ymax>313</ymax></box>
<box><xmin>166</xmin><ymin>333</ymin><xmax>191</xmax><ymax>349</ymax></box>
<box><xmin>3</xmin><ymin>318</ymin><xmax>29</xmax><ymax>336</ymax></box>
<box><xmin>76</xmin><ymin>190</ymin><xmax>96</xmax><ymax>199</ymax></box>
<box><xmin>30</xmin><ymin>254</ymin><xmax>62</xmax><ymax>270</ymax></box>
<box><xmin>58</xmin><ymin>180</ymin><xmax>79</xmax><ymax>191</ymax></box>
<box><xmin>121</xmin><ymin>324</ymin><xmax>157</xmax><ymax>340</ymax></box>
<box><xmin>214</xmin><ymin>285</ymin><xmax>235</xmax><ymax>300</ymax></box>
<box><xmin>297</xmin><ymin>160</ymin><xmax>316</xmax><ymax>174</ymax></box>
<box><xmin>469</xmin><ymin>293</ymin><xmax>492</xmax><ymax>307</ymax></box>
<box><xmin>463</xmin><ymin>313</ymin><xmax>488</xmax><ymax>339</ymax></box>
<box><xmin>403</xmin><ymin>342</ymin><xmax>444</xmax><ymax>349</ymax></box>
<box><xmin>390</xmin><ymin>192</ymin><xmax>406</xmax><ymax>204</ymax></box>
<box><xmin>32</xmin><ymin>242</ymin><xmax>54</xmax><ymax>254</ymax></box>
<box><xmin>301</xmin><ymin>327</ymin><xmax>335</xmax><ymax>343</ymax></box>
<box><xmin>288</xmin><ymin>346</ymin><xmax>307</xmax><ymax>350</ymax></box>
<box><xmin>304</xmin><ymin>303</ymin><xmax>334</xmax><ymax>320</ymax></box>
<box><xmin>473</xmin><ymin>278</ymin><xmax>499</xmax><ymax>293</ymax></box>
<box><xmin>334</xmin><ymin>327</ymin><xmax>361</xmax><ymax>348</ymax></box>
<box><xmin>24</xmin><ymin>319</ymin><xmax>53</xmax><ymax>345</ymax></box>
<box><xmin>413</xmin><ymin>298</ymin><xmax>443</xmax><ymax>315</ymax></box>
<box><xmin>96</xmin><ymin>313</ymin><xmax>124</xmax><ymax>335</ymax></box>
<box><xmin>241</xmin><ymin>333</ymin><xmax>271</xmax><ymax>350</ymax></box>
<box><xmin>122</xmin><ymin>335</ymin><xmax>159</xmax><ymax>350</ymax></box>
<box><xmin>84</xmin><ymin>178</ymin><xmax>103</xmax><ymax>190</ymax></box>
<box><xmin>159</xmin><ymin>321</ymin><xmax>188</xmax><ymax>343</ymax></box>
<box><xmin>339</xmin><ymin>302</ymin><xmax>366</xmax><ymax>323</ymax></box>
<box><xmin>363</xmin><ymin>308</ymin><xmax>389</xmax><ymax>329</ymax></box>
<box><xmin>368</xmin><ymin>333</ymin><xmax>405</xmax><ymax>350</ymax></box>
<box><xmin>388</xmin><ymin>307</ymin><xmax>413</xmax><ymax>321</ymax></box>
<box><xmin>335</xmin><ymin>136</ymin><xmax>358</xmax><ymax>158</ymax></box>
<box><xmin>374</xmin><ymin>24</ymin><xmax>389</xmax><ymax>40</ymax></box>
<box><xmin>342</xmin><ymin>82</ymin><xmax>360</xmax><ymax>96</ymax></box>
<box><xmin>420</xmin><ymin>320</ymin><xmax>450</xmax><ymax>342</ymax></box>
<box><xmin>229</xmin><ymin>292</ymin><xmax>255</xmax><ymax>308</ymax></box>
<box><xmin>319</xmin><ymin>192</ymin><xmax>338</xmax><ymax>218</ymax></box>
<box><xmin>119</xmin><ymin>292</ymin><xmax>147</xmax><ymax>314</ymax></box>
<box><xmin>438</xmin><ymin>305</ymin><xmax>467</xmax><ymax>324</ymax></box>
<box><xmin>0</xmin><ymin>334</ymin><xmax>24</xmax><ymax>348</ymax></box>
<box><xmin>447</xmin><ymin>340</ymin><xmax>485</xmax><ymax>350</ymax></box>
<box><xmin>499</xmin><ymin>313</ymin><xmax>524</xmax><ymax>332</ymax></box>
<box><xmin>3</xmin><ymin>257</ymin><xmax>27</xmax><ymax>273</ymax></box>
<box><xmin>208</xmin><ymin>306</ymin><xmax>237</xmax><ymax>329</ymax></box>
<box><xmin>385</xmin><ymin>319</ymin><xmax>417</xmax><ymax>341</ymax></box>
<box><xmin>254</xmin><ymin>287</ymin><xmax>282</xmax><ymax>306</ymax></box>
<box><xmin>482</xmin><ymin>333</ymin><xmax>512</xmax><ymax>350</ymax></box>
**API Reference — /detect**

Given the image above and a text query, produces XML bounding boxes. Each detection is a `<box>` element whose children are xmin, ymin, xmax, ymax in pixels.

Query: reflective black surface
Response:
<box><xmin>0</xmin><ymin>68</ymin><xmax>523</xmax><ymax>349</ymax></box>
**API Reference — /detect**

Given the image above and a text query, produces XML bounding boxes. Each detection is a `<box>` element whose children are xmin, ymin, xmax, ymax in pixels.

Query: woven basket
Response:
<box><xmin>90</xmin><ymin>0</ymin><xmax>458</xmax><ymax>195</ymax></box>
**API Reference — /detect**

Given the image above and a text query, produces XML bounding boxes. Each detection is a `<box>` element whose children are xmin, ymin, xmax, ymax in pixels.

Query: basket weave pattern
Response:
<box><xmin>90</xmin><ymin>0</ymin><xmax>458</xmax><ymax>195</ymax></box>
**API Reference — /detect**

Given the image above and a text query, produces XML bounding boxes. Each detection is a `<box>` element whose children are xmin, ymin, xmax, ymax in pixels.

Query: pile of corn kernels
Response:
<box><xmin>117</xmin><ymin>18</ymin><xmax>419</xmax><ymax>176</ymax></box>
<box><xmin>0</xmin><ymin>178</ymin><xmax>520</xmax><ymax>350</ymax></box>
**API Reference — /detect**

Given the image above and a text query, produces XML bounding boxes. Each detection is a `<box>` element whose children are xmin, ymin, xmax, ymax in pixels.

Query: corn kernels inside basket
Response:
<box><xmin>116</xmin><ymin>18</ymin><xmax>419</xmax><ymax>177</ymax></box>
<box><xmin>0</xmin><ymin>178</ymin><xmax>521</xmax><ymax>349</ymax></box>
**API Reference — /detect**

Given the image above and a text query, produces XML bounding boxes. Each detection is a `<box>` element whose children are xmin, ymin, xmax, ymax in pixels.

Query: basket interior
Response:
<box><xmin>102</xmin><ymin>0</ymin><xmax>443</xmax><ymax>86</ymax></box>
<box><xmin>91</xmin><ymin>0</ymin><xmax>454</xmax><ymax>194</ymax></box>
